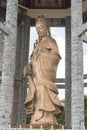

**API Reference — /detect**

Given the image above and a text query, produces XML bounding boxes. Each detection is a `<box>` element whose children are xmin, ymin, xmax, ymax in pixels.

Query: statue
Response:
<box><xmin>23</xmin><ymin>15</ymin><xmax>63</xmax><ymax>125</ymax></box>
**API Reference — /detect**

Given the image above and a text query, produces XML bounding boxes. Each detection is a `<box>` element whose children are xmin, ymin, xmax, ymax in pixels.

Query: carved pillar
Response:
<box><xmin>11</xmin><ymin>14</ymin><xmax>31</xmax><ymax>126</ymax></box>
<box><xmin>65</xmin><ymin>16</ymin><xmax>71</xmax><ymax>127</ymax></box>
<box><xmin>71</xmin><ymin>0</ymin><xmax>84</xmax><ymax>129</ymax></box>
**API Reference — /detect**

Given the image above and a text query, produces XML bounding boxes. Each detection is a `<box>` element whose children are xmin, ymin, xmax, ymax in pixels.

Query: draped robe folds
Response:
<box><xmin>24</xmin><ymin>36</ymin><xmax>63</xmax><ymax>125</ymax></box>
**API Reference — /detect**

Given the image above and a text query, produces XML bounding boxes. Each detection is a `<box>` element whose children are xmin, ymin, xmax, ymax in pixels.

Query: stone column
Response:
<box><xmin>65</xmin><ymin>16</ymin><xmax>71</xmax><ymax>127</ymax></box>
<box><xmin>11</xmin><ymin>15</ymin><xmax>31</xmax><ymax>126</ymax></box>
<box><xmin>0</xmin><ymin>31</ymin><xmax>4</xmax><ymax>72</ymax></box>
<box><xmin>0</xmin><ymin>7</ymin><xmax>5</xmax><ymax>70</ymax></box>
<box><xmin>0</xmin><ymin>0</ymin><xmax>18</xmax><ymax>127</ymax></box>
<box><xmin>71</xmin><ymin>0</ymin><xmax>84</xmax><ymax>129</ymax></box>
<box><xmin>0</xmin><ymin>31</ymin><xmax>4</xmax><ymax>88</ymax></box>
<box><xmin>0</xmin><ymin>7</ymin><xmax>6</xmax><ymax>87</ymax></box>
<box><xmin>20</xmin><ymin>15</ymin><xmax>30</xmax><ymax>125</ymax></box>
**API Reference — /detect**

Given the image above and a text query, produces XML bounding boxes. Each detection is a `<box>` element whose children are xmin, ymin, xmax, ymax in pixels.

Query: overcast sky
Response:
<box><xmin>29</xmin><ymin>27</ymin><xmax>87</xmax><ymax>99</ymax></box>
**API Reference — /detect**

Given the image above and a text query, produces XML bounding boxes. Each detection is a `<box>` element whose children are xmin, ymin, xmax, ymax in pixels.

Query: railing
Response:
<box><xmin>0</xmin><ymin>127</ymin><xmax>86</xmax><ymax>130</ymax></box>
<box><xmin>0</xmin><ymin>126</ymin><xmax>86</xmax><ymax>130</ymax></box>
<box><xmin>0</xmin><ymin>125</ymin><xmax>69</xmax><ymax>130</ymax></box>
<box><xmin>0</xmin><ymin>123</ymin><xmax>86</xmax><ymax>130</ymax></box>
<box><xmin>0</xmin><ymin>128</ymin><xmax>86</xmax><ymax>130</ymax></box>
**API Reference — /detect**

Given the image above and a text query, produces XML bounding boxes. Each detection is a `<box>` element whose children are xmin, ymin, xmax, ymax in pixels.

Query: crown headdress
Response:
<box><xmin>35</xmin><ymin>15</ymin><xmax>48</xmax><ymax>27</ymax></box>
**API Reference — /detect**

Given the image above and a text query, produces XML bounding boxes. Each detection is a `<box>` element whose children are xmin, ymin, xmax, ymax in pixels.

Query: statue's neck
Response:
<box><xmin>38</xmin><ymin>35</ymin><xmax>49</xmax><ymax>42</ymax></box>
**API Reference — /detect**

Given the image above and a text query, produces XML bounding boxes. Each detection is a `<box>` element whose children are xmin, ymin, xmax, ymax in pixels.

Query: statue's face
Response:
<box><xmin>36</xmin><ymin>22</ymin><xmax>48</xmax><ymax>38</ymax></box>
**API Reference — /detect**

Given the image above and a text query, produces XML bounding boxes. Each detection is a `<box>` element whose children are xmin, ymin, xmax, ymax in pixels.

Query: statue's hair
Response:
<box><xmin>35</xmin><ymin>15</ymin><xmax>51</xmax><ymax>36</ymax></box>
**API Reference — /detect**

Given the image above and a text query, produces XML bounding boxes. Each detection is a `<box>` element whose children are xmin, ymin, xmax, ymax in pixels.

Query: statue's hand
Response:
<box><xmin>23</xmin><ymin>64</ymin><xmax>31</xmax><ymax>78</ymax></box>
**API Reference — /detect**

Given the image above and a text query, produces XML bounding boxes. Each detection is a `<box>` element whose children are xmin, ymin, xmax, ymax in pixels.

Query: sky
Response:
<box><xmin>29</xmin><ymin>27</ymin><xmax>87</xmax><ymax>99</ymax></box>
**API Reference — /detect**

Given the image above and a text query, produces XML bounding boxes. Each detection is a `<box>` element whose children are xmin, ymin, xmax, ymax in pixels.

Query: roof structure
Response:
<box><xmin>0</xmin><ymin>0</ymin><xmax>86</xmax><ymax>9</ymax></box>
<box><xmin>18</xmin><ymin>0</ymin><xmax>86</xmax><ymax>9</ymax></box>
<box><xmin>18</xmin><ymin>0</ymin><xmax>71</xmax><ymax>9</ymax></box>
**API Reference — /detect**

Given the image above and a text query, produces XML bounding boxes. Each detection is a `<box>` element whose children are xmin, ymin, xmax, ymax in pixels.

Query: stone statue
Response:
<box><xmin>23</xmin><ymin>15</ymin><xmax>63</xmax><ymax>125</ymax></box>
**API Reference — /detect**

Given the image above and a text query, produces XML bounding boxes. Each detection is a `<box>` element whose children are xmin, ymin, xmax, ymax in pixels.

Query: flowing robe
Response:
<box><xmin>24</xmin><ymin>36</ymin><xmax>63</xmax><ymax>124</ymax></box>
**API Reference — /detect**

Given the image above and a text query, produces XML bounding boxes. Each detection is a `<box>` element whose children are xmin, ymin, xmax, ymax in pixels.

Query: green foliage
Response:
<box><xmin>44</xmin><ymin>128</ymin><xmax>55</xmax><ymax>130</ymax></box>
<box><xmin>44</xmin><ymin>128</ymin><xmax>50</xmax><ymax>130</ymax></box>
<box><xmin>84</xmin><ymin>95</ymin><xmax>87</xmax><ymax>128</ymax></box>
<box><xmin>57</xmin><ymin>107</ymin><xmax>65</xmax><ymax>125</ymax></box>
<box><xmin>84</xmin><ymin>95</ymin><xmax>87</xmax><ymax>99</ymax></box>
<box><xmin>26</xmin><ymin>115</ymin><xmax>31</xmax><ymax>124</ymax></box>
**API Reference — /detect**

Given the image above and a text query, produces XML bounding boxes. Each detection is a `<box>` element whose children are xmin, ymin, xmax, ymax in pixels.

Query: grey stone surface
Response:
<box><xmin>78</xmin><ymin>22</ymin><xmax>87</xmax><ymax>43</ymax></box>
<box><xmin>0</xmin><ymin>7</ymin><xmax>6</xmax><ymax>83</ymax></box>
<box><xmin>78</xmin><ymin>22</ymin><xmax>87</xmax><ymax>37</ymax></box>
<box><xmin>0</xmin><ymin>21</ymin><xmax>11</xmax><ymax>35</ymax></box>
<box><xmin>0</xmin><ymin>0</ymin><xmax>18</xmax><ymax>127</ymax></box>
<box><xmin>65</xmin><ymin>16</ymin><xmax>71</xmax><ymax>127</ymax></box>
<box><xmin>71</xmin><ymin>0</ymin><xmax>84</xmax><ymax>129</ymax></box>
<box><xmin>0</xmin><ymin>32</ymin><xmax>4</xmax><ymax>72</ymax></box>
<box><xmin>80</xmin><ymin>34</ymin><xmax>87</xmax><ymax>43</ymax></box>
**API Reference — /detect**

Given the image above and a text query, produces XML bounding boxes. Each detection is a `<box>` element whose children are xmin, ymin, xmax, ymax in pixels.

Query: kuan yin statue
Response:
<box><xmin>23</xmin><ymin>15</ymin><xmax>63</xmax><ymax>125</ymax></box>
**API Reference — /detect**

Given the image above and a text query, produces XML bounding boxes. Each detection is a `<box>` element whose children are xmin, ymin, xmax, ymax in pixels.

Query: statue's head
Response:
<box><xmin>35</xmin><ymin>15</ymin><xmax>51</xmax><ymax>39</ymax></box>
